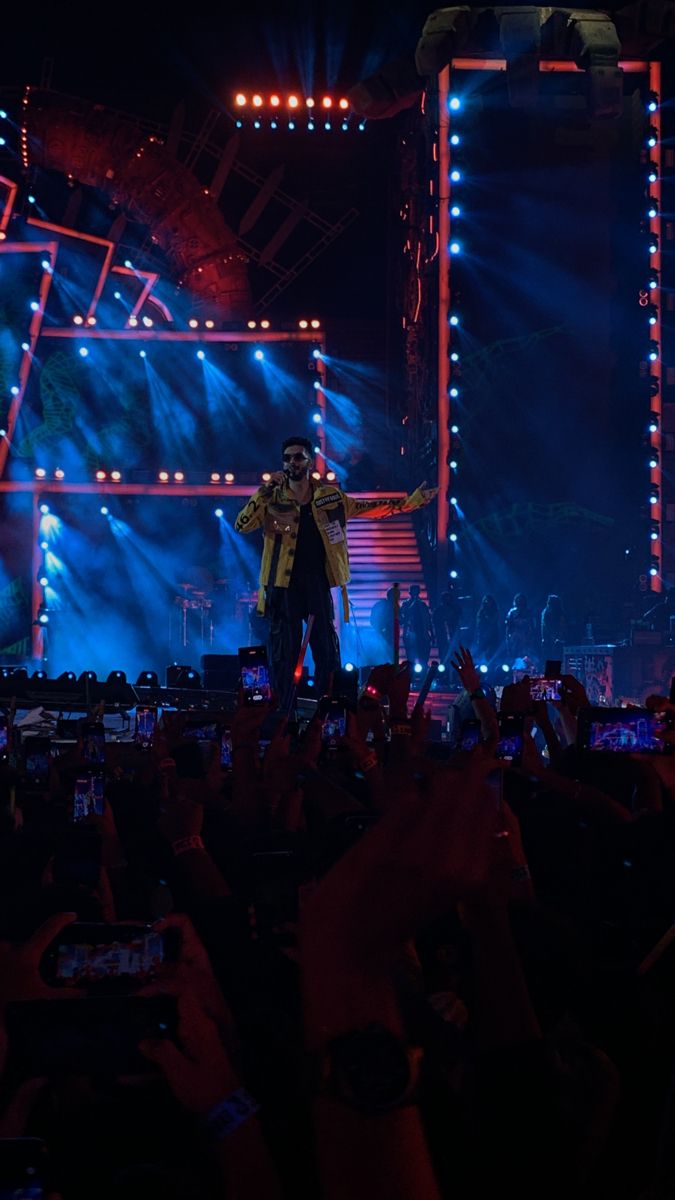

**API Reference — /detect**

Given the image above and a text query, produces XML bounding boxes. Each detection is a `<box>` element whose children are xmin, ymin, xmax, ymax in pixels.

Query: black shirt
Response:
<box><xmin>291</xmin><ymin>501</ymin><xmax>326</xmax><ymax>581</ymax></box>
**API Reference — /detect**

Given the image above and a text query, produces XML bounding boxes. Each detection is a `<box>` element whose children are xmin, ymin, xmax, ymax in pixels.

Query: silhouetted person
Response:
<box><xmin>401</xmin><ymin>584</ymin><xmax>433</xmax><ymax>665</ymax></box>
<box><xmin>475</xmin><ymin>594</ymin><xmax>501</xmax><ymax>663</ymax></box>
<box><xmin>541</xmin><ymin>593</ymin><xmax>566</xmax><ymax>661</ymax></box>
<box><xmin>370</xmin><ymin>587</ymin><xmax>397</xmax><ymax>658</ymax></box>
<box><xmin>505</xmin><ymin>592</ymin><xmax>536</xmax><ymax>663</ymax></box>
<box><xmin>434</xmin><ymin>589</ymin><xmax>461</xmax><ymax>663</ymax></box>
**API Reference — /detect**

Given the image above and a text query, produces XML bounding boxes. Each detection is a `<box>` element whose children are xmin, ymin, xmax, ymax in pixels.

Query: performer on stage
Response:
<box><xmin>235</xmin><ymin>435</ymin><xmax>438</xmax><ymax>705</ymax></box>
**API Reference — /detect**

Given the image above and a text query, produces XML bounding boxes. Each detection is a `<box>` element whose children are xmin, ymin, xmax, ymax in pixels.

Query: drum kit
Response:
<box><xmin>173</xmin><ymin>581</ymin><xmax>216</xmax><ymax>649</ymax></box>
<box><xmin>171</xmin><ymin>572</ymin><xmax>257</xmax><ymax>650</ymax></box>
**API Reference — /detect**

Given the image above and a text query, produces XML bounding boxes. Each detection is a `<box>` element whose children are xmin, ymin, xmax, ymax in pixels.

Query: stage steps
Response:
<box><xmin>345</xmin><ymin>512</ymin><xmax>430</xmax><ymax>630</ymax></box>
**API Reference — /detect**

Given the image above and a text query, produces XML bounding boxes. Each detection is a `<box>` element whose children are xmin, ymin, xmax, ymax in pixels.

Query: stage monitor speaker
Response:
<box><xmin>166</xmin><ymin>664</ymin><xmax>202</xmax><ymax>689</ymax></box>
<box><xmin>200</xmin><ymin>654</ymin><xmax>238</xmax><ymax>692</ymax></box>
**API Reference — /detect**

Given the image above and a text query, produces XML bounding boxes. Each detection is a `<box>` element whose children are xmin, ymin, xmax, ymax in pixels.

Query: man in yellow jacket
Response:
<box><xmin>235</xmin><ymin>435</ymin><xmax>438</xmax><ymax>703</ymax></box>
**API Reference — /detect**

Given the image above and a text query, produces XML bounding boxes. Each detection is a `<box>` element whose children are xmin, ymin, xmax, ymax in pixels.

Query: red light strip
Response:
<box><xmin>0</xmin><ymin>242</ymin><xmax>57</xmax><ymax>480</ymax></box>
<box><xmin>437</xmin><ymin>66</ymin><xmax>451</xmax><ymax>564</ymax></box>
<box><xmin>28</xmin><ymin>217</ymin><xmax>115</xmax><ymax>323</ymax></box>
<box><xmin>649</xmin><ymin>62</ymin><xmax>662</xmax><ymax>593</ymax></box>
<box><xmin>0</xmin><ymin>175</ymin><xmax>18</xmax><ymax>236</ymax></box>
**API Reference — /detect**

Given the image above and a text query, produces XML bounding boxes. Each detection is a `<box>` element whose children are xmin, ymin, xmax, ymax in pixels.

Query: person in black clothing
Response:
<box><xmin>401</xmin><ymin>584</ymin><xmax>434</xmax><ymax>666</ymax></box>
<box><xmin>434</xmin><ymin>589</ymin><xmax>461</xmax><ymax>663</ymax></box>
<box><xmin>505</xmin><ymin>593</ymin><xmax>537</xmax><ymax>663</ymax></box>
<box><xmin>475</xmin><ymin>594</ymin><xmax>501</xmax><ymax>664</ymax></box>
<box><xmin>541</xmin><ymin>594</ymin><xmax>566</xmax><ymax>661</ymax></box>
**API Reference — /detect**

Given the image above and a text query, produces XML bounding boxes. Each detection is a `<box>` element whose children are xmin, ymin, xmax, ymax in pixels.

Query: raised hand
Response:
<box><xmin>450</xmin><ymin>645</ymin><xmax>481</xmax><ymax>694</ymax></box>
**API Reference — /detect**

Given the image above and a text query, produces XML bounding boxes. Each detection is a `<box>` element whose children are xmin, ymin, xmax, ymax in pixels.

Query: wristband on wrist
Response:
<box><xmin>201</xmin><ymin>1088</ymin><xmax>260</xmax><ymax>1141</ymax></box>
<box><xmin>171</xmin><ymin>834</ymin><xmax>205</xmax><ymax>857</ymax></box>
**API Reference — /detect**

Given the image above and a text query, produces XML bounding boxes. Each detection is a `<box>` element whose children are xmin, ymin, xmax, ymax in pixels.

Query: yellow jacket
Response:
<box><xmin>234</xmin><ymin>479</ymin><xmax>427</xmax><ymax>619</ymax></box>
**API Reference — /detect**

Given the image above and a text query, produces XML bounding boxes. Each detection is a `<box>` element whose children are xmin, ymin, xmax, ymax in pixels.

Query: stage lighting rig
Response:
<box><xmin>351</xmin><ymin>7</ymin><xmax>626</xmax><ymax>120</ymax></box>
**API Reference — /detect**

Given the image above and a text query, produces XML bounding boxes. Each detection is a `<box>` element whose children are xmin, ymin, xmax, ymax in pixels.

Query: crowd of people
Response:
<box><xmin>370</xmin><ymin>587</ymin><xmax>568</xmax><ymax>672</ymax></box>
<box><xmin>0</xmin><ymin>650</ymin><xmax>675</xmax><ymax>1197</ymax></box>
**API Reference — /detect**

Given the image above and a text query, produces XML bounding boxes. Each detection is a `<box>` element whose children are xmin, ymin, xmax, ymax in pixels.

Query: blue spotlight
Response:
<box><xmin>254</xmin><ymin>348</ymin><xmax>264</xmax><ymax>361</ymax></box>
<box><xmin>313</xmin><ymin>379</ymin><xmax>321</xmax><ymax>389</ymax></box>
<box><xmin>324</xmin><ymin>121</ymin><xmax>331</xmax><ymax>130</ymax></box>
<box><xmin>39</xmin><ymin>575</ymin><xmax>48</xmax><ymax>587</ymax></box>
<box><xmin>270</xmin><ymin>120</ymin><xmax>278</xmax><ymax>129</ymax></box>
<box><xmin>479</xmin><ymin>664</ymin><xmax>488</xmax><ymax>675</ymax></box>
<box><xmin>450</xmin><ymin>169</ymin><xmax>461</xmax><ymax>182</ymax></box>
<box><xmin>30</xmin><ymin>301</ymin><xmax>39</xmax><ymax>312</ymax></box>
<box><xmin>124</xmin><ymin>260</ymin><xmax>132</xmax><ymax>269</ymax></box>
<box><xmin>38</xmin><ymin>612</ymin><xmax>49</xmax><ymax>625</ymax></box>
<box><xmin>40</xmin><ymin>540</ymin><xmax>48</xmax><ymax>550</ymax></box>
<box><xmin>288</xmin><ymin>120</ymin><xmax>295</xmax><ymax>130</ymax></box>
<box><xmin>648</xmin><ymin>134</ymin><xmax>657</xmax><ymax>148</ymax></box>
<box><xmin>449</xmin><ymin>241</ymin><xmax>461</xmax><ymax>254</ymax></box>
<box><xmin>648</xmin><ymin>168</ymin><xmax>658</xmax><ymax>183</ymax></box>
<box><xmin>10</xmin><ymin>386</ymin><xmax>18</xmax><ymax>396</ymax></box>
<box><xmin>21</xmin><ymin>342</ymin><xmax>29</xmax><ymax>351</ymax></box>
<box><xmin>39</xmin><ymin>503</ymin><xmax>50</xmax><ymax>515</ymax></box>
<box><xmin>0</xmin><ymin>110</ymin><xmax>6</xmax><ymax>119</ymax></box>
<box><xmin>139</xmin><ymin>350</ymin><xmax>146</xmax><ymax>358</ymax></box>
<box><xmin>449</xmin><ymin>533</ymin><xmax>458</xmax><ymax>542</ymax></box>
<box><xmin>308</xmin><ymin>121</ymin><xmax>315</xmax><ymax>131</ymax></box>
<box><xmin>450</xmin><ymin>496</ymin><xmax>458</xmax><ymax>506</ymax></box>
<box><xmin>100</xmin><ymin>506</ymin><xmax>109</xmax><ymax>516</ymax></box>
<box><xmin>344</xmin><ymin>662</ymin><xmax>355</xmax><ymax>672</ymax></box>
<box><xmin>358</xmin><ymin>121</ymin><xmax>366</xmax><ymax>131</ymax></box>
<box><xmin>651</xmin><ymin>529</ymin><xmax>659</xmax><ymax>540</ymax></box>
<box><xmin>449</xmin><ymin>314</ymin><xmax>459</xmax><ymax>326</ymax></box>
<box><xmin>0</xmin><ymin>430</ymin><xmax>5</xmax><ymax>439</ymax></box>
<box><xmin>450</xmin><ymin>205</ymin><xmax>461</xmax><ymax>217</ymax></box>
<box><xmin>450</xmin><ymin>134</ymin><xmax>460</xmax><ymax>145</ymax></box>
<box><xmin>650</xmin><ymin>566</ymin><xmax>659</xmax><ymax>576</ymax></box>
<box><xmin>414</xmin><ymin>663</ymin><xmax>423</xmax><ymax>674</ymax></box>
<box><xmin>214</xmin><ymin>507</ymin><xmax>224</xmax><ymax>518</ymax></box>
<box><xmin>312</xmin><ymin>348</ymin><xmax>322</xmax><ymax>359</ymax></box>
<box><xmin>648</xmin><ymin>98</ymin><xmax>658</xmax><ymax>112</ymax></box>
<box><xmin>114</xmin><ymin>291</ymin><xmax>122</xmax><ymax>300</ymax></box>
<box><xmin>449</xmin><ymin>387</ymin><xmax>459</xmax><ymax>398</ymax></box>
<box><xmin>236</xmin><ymin>119</ymin><xmax>243</xmax><ymax>128</ymax></box>
<box><xmin>449</xmin><ymin>97</ymin><xmax>461</xmax><ymax>110</ymax></box>
<box><xmin>437</xmin><ymin>663</ymin><xmax>446</xmax><ymax>673</ymax></box>
<box><xmin>341</xmin><ymin>121</ymin><xmax>348</xmax><ymax>131</ymax></box>
<box><xmin>449</xmin><ymin>459</ymin><xmax>458</xmax><ymax>470</ymax></box>
<box><xmin>41</xmin><ymin>259</ymin><xmax>52</xmax><ymax>271</ymax></box>
<box><xmin>450</xmin><ymin>569</ymin><xmax>458</xmax><ymax>579</ymax></box>
<box><xmin>312</xmin><ymin>410</ymin><xmax>322</xmax><ymax>424</ymax></box>
<box><xmin>253</xmin><ymin>119</ymin><xmax>261</xmax><ymax>129</ymax></box>
<box><xmin>450</xmin><ymin>352</ymin><xmax>459</xmax><ymax>362</ymax></box>
<box><xmin>27</xmin><ymin>194</ymin><xmax>35</xmax><ymax>204</ymax></box>
<box><xmin>450</xmin><ymin>424</ymin><xmax>459</xmax><ymax>433</ymax></box>
<box><xmin>502</xmin><ymin>663</ymin><xmax>510</xmax><ymax>673</ymax></box>
<box><xmin>79</xmin><ymin>347</ymin><xmax>89</xmax><ymax>357</ymax></box>
<box><xmin>197</xmin><ymin>349</ymin><xmax>205</xmax><ymax>360</ymax></box>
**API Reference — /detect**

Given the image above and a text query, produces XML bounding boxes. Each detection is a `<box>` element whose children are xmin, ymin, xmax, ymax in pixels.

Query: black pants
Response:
<box><xmin>266</xmin><ymin>576</ymin><xmax>341</xmax><ymax>707</ymax></box>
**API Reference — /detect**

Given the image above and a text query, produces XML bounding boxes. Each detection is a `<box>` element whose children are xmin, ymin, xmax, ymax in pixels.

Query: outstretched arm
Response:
<box><xmin>343</xmin><ymin>481</ymin><xmax>439</xmax><ymax>521</ymax></box>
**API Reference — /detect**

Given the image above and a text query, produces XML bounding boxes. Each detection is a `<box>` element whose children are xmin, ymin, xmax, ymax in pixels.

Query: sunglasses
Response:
<box><xmin>283</xmin><ymin>452</ymin><xmax>309</xmax><ymax>463</ymax></box>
